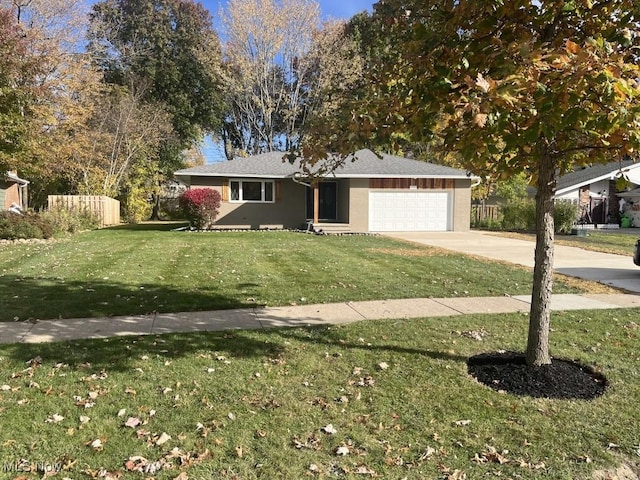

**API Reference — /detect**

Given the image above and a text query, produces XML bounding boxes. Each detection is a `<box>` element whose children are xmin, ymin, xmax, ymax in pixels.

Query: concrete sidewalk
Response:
<box><xmin>1</xmin><ymin>292</ymin><xmax>638</xmax><ymax>344</ymax></box>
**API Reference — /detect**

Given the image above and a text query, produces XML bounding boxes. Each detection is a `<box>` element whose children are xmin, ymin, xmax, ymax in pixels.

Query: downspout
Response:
<box><xmin>291</xmin><ymin>173</ymin><xmax>312</xmax><ymax>188</ymax></box>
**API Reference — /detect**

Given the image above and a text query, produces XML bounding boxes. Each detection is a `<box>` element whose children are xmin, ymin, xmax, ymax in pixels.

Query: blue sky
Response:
<box><xmin>204</xmin><ymin>0</ymin><xmax>373</xmax><ymax>21</ymax></box>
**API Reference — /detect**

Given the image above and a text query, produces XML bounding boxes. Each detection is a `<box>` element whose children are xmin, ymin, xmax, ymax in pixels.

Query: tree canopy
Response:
<box><xmin>88</xmin><ymin>0</ymin><xmax>225</xmax><ymax>148</ymax></box>
<box><xmin>306</xmin><ymin>0</ymin><xmax>640</xmax><ymax>365</ymax></box>
<box><xmin>0</xmin><ymin>8</ymin><xmax>40</xmax><ymax>158</ymax></box>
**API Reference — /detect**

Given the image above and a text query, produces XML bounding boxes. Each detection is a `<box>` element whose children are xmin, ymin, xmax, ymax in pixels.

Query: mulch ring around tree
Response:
<box><xmin>467</xmin><ymin>351</ymin><xmax>608</xmax><ymax>400</ymax></box>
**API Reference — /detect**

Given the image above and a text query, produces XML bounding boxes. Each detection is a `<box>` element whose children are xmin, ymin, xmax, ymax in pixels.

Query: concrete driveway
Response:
<box><xmin>384</xmin><ymin>230</ymin><xmax>640</xmax><ymax>294</ymax></box>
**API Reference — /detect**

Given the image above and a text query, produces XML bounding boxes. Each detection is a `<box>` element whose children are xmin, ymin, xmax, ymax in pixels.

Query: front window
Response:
<box><xmin>229</xmin><ymin>179</ymin><xmax>275</xmax><ymax>203</ymax></box>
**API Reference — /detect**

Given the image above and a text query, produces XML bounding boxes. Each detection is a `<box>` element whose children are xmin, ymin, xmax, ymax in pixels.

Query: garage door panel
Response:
<box><xmin>369</xmin><ymin>191</ymin><xmax>451</xmax><ymax>232</ymax></box>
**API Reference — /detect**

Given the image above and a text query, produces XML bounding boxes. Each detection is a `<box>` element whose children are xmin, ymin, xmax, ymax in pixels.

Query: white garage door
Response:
<box><xmin>369</xmin><ymin>191</ymin><xmax>451</xmax><ymax>232</ymax></box>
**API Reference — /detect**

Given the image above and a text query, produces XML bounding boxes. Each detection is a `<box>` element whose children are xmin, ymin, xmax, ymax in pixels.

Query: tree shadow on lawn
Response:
<box><xmin>0</xmin><ymin>330</ymin><xmax>285</xmax><ymax>373</ymax></box>
<box><xmin>0</xmin><ymin>274</ymin><xmax>259</xmax><ymax>322</ymax></box>
<box><xmin>0</xmin><ymin>322</ymin><xmax>466</xmax><ymax>375</ymax></box>
<box><xmin>272</xmin><ymin>324</ymin><xmax>470</xmax><ymax>364</ymax></box>
<box><xmin>104</xmin><ymin>221</ymin><xmax>189</xmax><ymax>232</ymax></box>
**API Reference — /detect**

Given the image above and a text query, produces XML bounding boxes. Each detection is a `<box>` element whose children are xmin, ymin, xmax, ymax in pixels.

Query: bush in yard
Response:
<box><xmin>554</xmin><ymin>200</ymin><xmax>579</xmax><ymax>234</ymax></box>
<box><xmin>0</xmin><ymin>211</ymin><xmax>53</xmax><ymax>240</ymax></box>
<box><xmin>179</xmin><ymin>188</ymin><xmax>221</xmax><ymax>230</ymax></box>
<box><xmin>40</xmin><ymin>207</ymin><xmax>101</xmax><ymax>235</ymax></box>
<box><xmin>499</xmin><ymin>198</ymin><xmax>579</xmax><ymax>233</ymax></box>
<box><xmin>500</xmin><ymin>198</ymin><xmax>536</xmax><ymax>231</ymax></box>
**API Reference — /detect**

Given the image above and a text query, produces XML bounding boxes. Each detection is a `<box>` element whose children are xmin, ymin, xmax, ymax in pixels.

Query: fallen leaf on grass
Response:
<box><xmin>354</xmin><ymin>464</ymin><xmax>376</xmax><ymax>475</ymax></box>
<box><xmin>87</xmin><ymin>438</ymin><xmax>103</xmax><ymax>451</ymax></box>
<box><xmin>335</xmin><ymin>446</ymin><xmax>350</xmax><ymax>456</ymax></box>
<box><xmin>124</xmin><ymin>456</ymin><xmax>164</xmax><ymax>474</ymax></box>
<box><xmin>292</xmin><ymin>434</ymin><xmax>322</xmax><ymax>451</ymax></box>
<box><xmin>454</xmin><ymin>420</ymin><xmax>471</xmax><ymax>426</ymax></box>
<box><xmin>321</xmin><ymin>424</ymin><xmax>337</xmax><ymax>435</ymax></box>
<box><xmin>376</xmin><ymin>362</ymin><xmax>389</xmax><ymax>371</ymax></box>
<box><xmin>155</xmin><ymin>432</ymin><xmax>171</xmax><ymax>446</ymax></box>
<box><xmin>473</xmin><ymin>446</ymin><xmax>510</xmax><ymax>464</ymax></box>
<box><xmin>356</xmin><ymin>376</ymin><xmax>375</xmax><ymax>387</ymax></box>
<box><xmin>45</xmin><ymin>413</ymin><xmax>64</xmax><ymax>423</ymax></box>
<box><xmin>124</xmin><ymin>417</ymin><xmax>141</xmax><ymax>428</ymax></box>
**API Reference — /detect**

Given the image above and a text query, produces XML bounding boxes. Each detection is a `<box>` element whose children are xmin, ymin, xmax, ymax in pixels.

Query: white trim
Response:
<box><xmin>228</xmin><ymin>179</ymin><xmax>275</xmax><ymax>203</ymax></box>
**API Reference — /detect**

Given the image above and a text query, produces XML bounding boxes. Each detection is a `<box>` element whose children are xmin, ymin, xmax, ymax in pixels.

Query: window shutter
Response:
<box><xmin>275</xmin><ymin>180</ymin><xmax>282</xmax><ymax>202</ymax></box>
<box><xmin>222</xmin><ymin>180</ymin><xmax>229</xmax><ymax>201</ymax></box>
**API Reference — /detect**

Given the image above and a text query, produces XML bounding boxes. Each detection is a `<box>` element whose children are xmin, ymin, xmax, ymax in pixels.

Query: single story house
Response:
<box><xmin>554</xmin><ymin>159</ymin><xmax>640</xmax><ymax>225</ymax></box>
<box><xmin>1</xmin><ymin>171</ymin><xmax>29</xmax><ymax>211</ymax></box>
<box><xmin>174</xmin><ymin>149</ymin><xmax>477</xmax><ymax>233</ymax></box>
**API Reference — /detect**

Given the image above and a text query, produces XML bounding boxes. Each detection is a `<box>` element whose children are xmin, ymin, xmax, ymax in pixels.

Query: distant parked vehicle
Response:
<box><xmin>634</xmin><ymin>239</ymin><xmax>640</xmax><ymax>266</ymax></box>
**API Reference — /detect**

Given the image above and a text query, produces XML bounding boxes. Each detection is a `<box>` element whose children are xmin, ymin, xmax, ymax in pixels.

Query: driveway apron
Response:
<box><xmin>383</xmin><ymin>231</ymin><xmax>640</xmax><ymax>294</ymax></box>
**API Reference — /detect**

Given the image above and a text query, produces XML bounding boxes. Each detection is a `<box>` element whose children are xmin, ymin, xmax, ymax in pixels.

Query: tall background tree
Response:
<box><xmin>307</xmin><ymin>0</ymin><xmax>640</xmax><ymax>366</ymax></box>
<box><xmin>0</xmin><ymin>7</ymin><xmax>42</xmax><ymax>159</ymax></box>
<box><xmin>221</xmin><ymin>0</ymin><xmax>362</xmax><ymax>159</ymax></box>
<box><xmin>88</xmin><ymin>0</ymin><xmax>225</xmax><ymax>220</ymax></box>
<box><xmin>0</xmin><ymin>0</ymin><xmax>99</xmax><ymax>206</ymax></box>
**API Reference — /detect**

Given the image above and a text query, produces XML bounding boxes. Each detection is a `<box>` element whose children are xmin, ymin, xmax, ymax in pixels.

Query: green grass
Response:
<box><xmin>555</xmin><ymin>230</ymin><xmax>639</xmax><ymax>255</ymax></box>
<box><xmin>0</xmin><ymin>226</ymin><xmax>585</xmax><ymax>322</ymax></box>
<box><xmin>0</xmin><ymin>308</ymin><xmax>638</xmax><ymax>479</ymax></box>
<box><xmin>498</xmin><ymin>229</ymin><xmax>639</xmax><ymax>256</ymax></box>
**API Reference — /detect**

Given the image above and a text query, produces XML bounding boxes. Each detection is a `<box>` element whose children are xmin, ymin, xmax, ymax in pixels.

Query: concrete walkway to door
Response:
<box><xmin>383</xmin><ymin>230</ymin><xmax>640</xmax><ymax>294</ymax></box>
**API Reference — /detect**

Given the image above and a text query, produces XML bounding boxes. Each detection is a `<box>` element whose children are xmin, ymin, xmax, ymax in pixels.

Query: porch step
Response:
<box><xmin>313</xmin><ymin>223</ymin><xmax>354</xmax><ymax>234</ymax></box>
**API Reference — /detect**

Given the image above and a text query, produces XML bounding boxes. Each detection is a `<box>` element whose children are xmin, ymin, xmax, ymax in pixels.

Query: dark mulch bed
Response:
<box><xmin>467</xmin><ymin>351</ymin><xmax>608</xmax><ymax>400</ymax></box>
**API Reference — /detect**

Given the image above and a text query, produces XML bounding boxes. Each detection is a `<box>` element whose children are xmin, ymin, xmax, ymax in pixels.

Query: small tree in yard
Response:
<box><xmin>179</xmin><ymin>188</ymin><xmax>221</xmax><ymax>230</ymax></box>
<box><xmin>307</xmin><ymin>1</ymin><xmax>640</xmax><ymax>367</ymax></box>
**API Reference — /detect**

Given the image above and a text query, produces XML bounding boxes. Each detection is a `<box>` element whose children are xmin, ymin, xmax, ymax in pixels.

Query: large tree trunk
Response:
<box><xmin>526</xmin><ymin>150</ymin><xmax>557</xmax><ymax>366</ymax></box>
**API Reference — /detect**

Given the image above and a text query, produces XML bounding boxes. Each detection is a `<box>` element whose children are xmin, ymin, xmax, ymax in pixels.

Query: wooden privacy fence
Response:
<box><xmin>471</xmin><ymin>204</ymin><xmax>500</xmax><ymax>223</ymax></box>
<box><xmin>48</xmin><ymin>195</ymin><xmax>120</xmax><ymax>227</ymax></box>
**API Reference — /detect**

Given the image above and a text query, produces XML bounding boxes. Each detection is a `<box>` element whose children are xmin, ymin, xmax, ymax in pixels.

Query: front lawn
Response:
<box><xmin>0</xmin><ymin>308</ymin><xmax>638</xmax><ymax>479</ymax></box>
<box><xmin>0</xmin><ymin>226</ymin><xmax>587</xmax><ymax>322</ymax></box>
<box><xmin>495</xmin><ymin>230</ymin><xmax>639</xmax><ymax>256</ymax></box>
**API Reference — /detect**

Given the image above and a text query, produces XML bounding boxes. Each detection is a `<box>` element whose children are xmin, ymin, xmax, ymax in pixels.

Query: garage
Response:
<box><xmin>368</xmin><ymin>191</ymin><xmax>452</xmax><ymax>232</ymax></box>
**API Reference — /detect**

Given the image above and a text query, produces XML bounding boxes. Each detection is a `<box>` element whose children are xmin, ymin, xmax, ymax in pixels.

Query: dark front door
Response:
<box><xmin>306</xmin><ymin>182</ymin><xmax>338</xmax><ymax>221</ymax></box>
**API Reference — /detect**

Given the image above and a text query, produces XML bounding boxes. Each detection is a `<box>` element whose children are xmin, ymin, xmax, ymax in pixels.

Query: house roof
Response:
<box><xmin>175</xmin><ymin>149</ymin><xmax>474</xmax><ymax>180</ymax></box>
<box><xmin>556</xmin><ymin>158</ymin><xmax>640</xmax><ymax>195</ymax></box>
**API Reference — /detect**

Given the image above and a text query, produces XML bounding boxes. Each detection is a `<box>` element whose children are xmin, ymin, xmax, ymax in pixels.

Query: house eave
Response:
<box><xmin>175</xmin><ymin>172</ymin><xmax>476</xmax><ymax>181</ymax></box>
<box><xmin>555</xmin><ymin>163</ymin><xmax>640</xmax><ymax>197</ymax></box>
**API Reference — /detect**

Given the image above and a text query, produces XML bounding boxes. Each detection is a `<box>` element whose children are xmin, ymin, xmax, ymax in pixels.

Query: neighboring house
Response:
<box><xmin>617</xmin><ymin>187</ymin><xmax>640</xmax><ymax>227</ymax></box>
<box><xmin>175</xmin><ymin>149</ymin><xmax>477</xmax><ymax>233</ymax></box>
<box><xmin>1</xmin><ymin>171</ymin><xmax>29</xmax><ymax>211</ymax></box>
<box><xmin>554</xmin><ymin>159</ymin><xmax>640</xmax><ymax>225</ymax></box>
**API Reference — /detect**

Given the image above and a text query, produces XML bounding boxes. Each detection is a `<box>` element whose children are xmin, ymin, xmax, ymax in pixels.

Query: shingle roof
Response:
<box><xmin>556</xmin><ymin>158</ymin><xmax>639</xmax><ymax>193</ymax></box>
<box><xmin>175</xmin><ymin>149</ymin><xmax>473</xmax><ymax>180</ymax></box>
